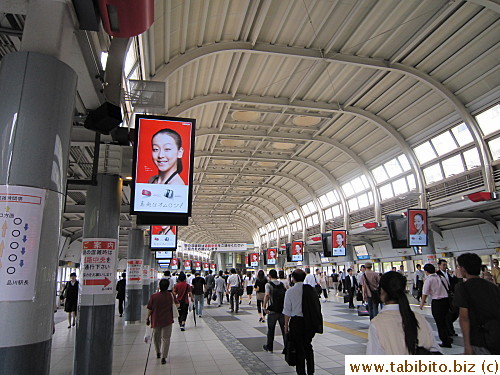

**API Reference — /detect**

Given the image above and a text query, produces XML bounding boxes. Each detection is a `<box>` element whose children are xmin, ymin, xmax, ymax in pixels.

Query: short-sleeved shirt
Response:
<box><xmin>282</xmin><ymin>281</ymin><xmax>303</xmax><ymax>317</ymax></box>
<box><xmin>228</xmin><ymin>274</ymin><xmax>241</xmax><ymax>287</ymax></box>
<box><xmin>454</xmin><ymin>278</ymin><xmax>500</xmax><ymax>348</ymax></box>
<box><xmin>254</xmin><ymin>278</ymin><xmax>267</xmax><ymax>292</ymax></box>
<box><xmin>174</xmin><ymin>281</ymin><xmax>192</xmax><ymax>303</ymax></box>
<box><xmin>147</xmin><ymin>291</ymin><xmax>178</xmax><ymax>328</ymax></box>
<box><xmin>422</xmin><ymin>273</ymin><xmax>448</xmax><ymax>300</ymax></box>
<box><xmin>265</xmin><ymin>280</ymin><xmax>282</xmax><ymax>305</ymax></box>
<box><xmin>192</xmin><ymin>277</ymin><xmax>206</xmax><ymax>295</ymax></box>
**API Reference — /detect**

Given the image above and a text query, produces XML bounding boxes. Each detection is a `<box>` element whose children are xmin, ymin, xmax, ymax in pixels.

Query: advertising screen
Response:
<box><xmin>183</xmin><ymin>260</ymin><xmax>191</xmax><ymax>271</ymax></box>
<box><xmin>250</xmin><ymin>253</ymin><xmax>259</xmax><ymax>267</ymax></box>
<box><xmin>408</xmin><ymin>209</ymin><xmax>428</xmax><ymax>247</ymax></box>
<box><xmin>150</xmin><ymin>225</ymin><xmax>177</xmax><ymax>249</ymax></box>
<box><xmin>210</xmin><ymin>263</ymin><xmax>216</xmax><ymax>271</ymax></box>
<box><xmin>155</xmin><ymin>250</ymin><xmax>173</xmax><ymax>259</ymax></box>
<box><xmin>354</xmin><ymin>244</ymin><xmax>369</xmax><ymax>260</ymax></box>
<box><xmin>194</xmin><ymin>261</ymin><xmax>201</xmax><ymax>271</ymax></box>
<box><xmin>267</xmin><ymin>248</ymin><xmax>277</xmax><ymax>265</ymax></box>
<box><xmin>332</xmin><ymin>230</ymin><xmax>347</xmax><ymax>256</ymax></box>
<box><xmin>131</xmin><ymin>115</ymin><xmax>195</xmax><ymax>216</ymax></box>
<box><xmin>203</xmin><ymin>262</ymin><xmax>209</xmax><ymax>271</ymax></box>
<box><xmin>157</xmin><ymin>259</ymin><xmax>171</xmax><ymax>264</ymax></box>
<box><xmin>170</xmin><ymin>258</ymin><xmax>179</xmax><ymax>270</ymax></box>
<box><xmin>291</xmin><ymin>241</ymin><xmax>303</xmax><ymax>262</ymax></box>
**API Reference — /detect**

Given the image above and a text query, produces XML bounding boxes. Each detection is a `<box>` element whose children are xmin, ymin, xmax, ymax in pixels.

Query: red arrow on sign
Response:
<box><xmin>84</xmin><ymin>277</ymin><xmax>111</xmax><ymax>287</ymax></box>
<box><xmin>129</xmin><ymin>277</ymin><xmax>141</xmax><ymax>281</ymax></box>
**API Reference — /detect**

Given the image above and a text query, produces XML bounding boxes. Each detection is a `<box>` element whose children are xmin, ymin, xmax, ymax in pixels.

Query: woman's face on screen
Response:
<box><xmin>152</xmin><ymin>133</ymin><xmax>182</xmax><ymax>173</ymax></box>
<box><xmin>414</xmin><ymin>215</ymin><xmax>424</xmax><ymax>231</ymax></box>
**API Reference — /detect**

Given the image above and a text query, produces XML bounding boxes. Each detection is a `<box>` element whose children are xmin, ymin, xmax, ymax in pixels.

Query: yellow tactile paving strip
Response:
<box><xmin>323</xmin><ymin>320</ymin><xmax>369</xmax><ymax>339</ymax></box>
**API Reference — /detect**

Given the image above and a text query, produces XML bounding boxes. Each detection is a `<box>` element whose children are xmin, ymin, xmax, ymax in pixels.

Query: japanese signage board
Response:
<box><xmin>126</xmin><ymin>259</ymin><xmax>143</xmax><ymax>286</ymax></box>
<box><xmin>0</xmin><ymin>186</ymin><xmax>45</xmax><ymax>301</ymax></box>
<box><xmin>81</xmin><ymin>239</ymin><xmax>117</xmax><ymax>295</ymax></box>
<box><xmin>332</xmin><ymin>231</ymin><xmax>347</xmax><ymax>256</ymax></box>
<box><xmin>210</xmin><ymin>263</ymin><xmax>216</xmax><ymax>271</ymax></box>
<box><xmin>408</xmin><ymin>209</ymin><xmax>428</xmax><ymax>246</ymax></box>
<box><xmin>150</xmin><ymin>225</ymin><xmax>177</xmax><ymax>249</ymax></box>
<box><xmin>131</xmin><ymin>115</ymin><xmax>195</xmax><ymax>215</ymax></box>
<box><xmin>183</xmin><ymin>243</ymin><xmax>247</xmax><ymax>252</ymax></box>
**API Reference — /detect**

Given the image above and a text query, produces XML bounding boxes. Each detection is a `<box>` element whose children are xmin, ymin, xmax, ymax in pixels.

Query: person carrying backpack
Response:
<box><xmin>263</xmin><ymin>269</ymin><xmax>287</xmax><ymax>353</ymax></box>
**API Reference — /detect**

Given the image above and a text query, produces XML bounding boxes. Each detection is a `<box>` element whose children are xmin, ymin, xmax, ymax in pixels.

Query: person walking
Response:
<box><xmin>116</xmin><ymin>272</ymin><xmax>126</xmax><ymax>317</ymax></box>
<box><xmin>226</xmin><ymin>268</ymin><xmax>241</xmax><ymax>313</ymax></box>
<box><xmin>262</xmin><ymin>269</ymin><xmax>287</xmax><ymax>353</ymax></box>
<box><xmin>454</xmin><ymin>253</ymin><xmax>500</xmax><ymax>355</ymax></box>
<box><xmin>215</xmin><ymin>270</ymin><xmax>226</xmax><ymax>307</ymax></box>
<box><xmin>173</xmin><ymin>273</ymin><xmax>194</xmax><ymax>331</ymax></box>
<box><xmin>243</xmin><ymin>271</ymin><xmax>254</xmax><ymax>304</ymax></box>
<box><xmin>191</xmin><ymin>272</ymin><xmax>206</xmax><ymax>318</ymax></box>
<box><xmin>279</xmin><ymin>270</ymin><xmax>290</xmax><ymax>289</ymax></box>
<box><xmin>436</xmin><ymin>259</ymin><xmax>458</xmax><ymax>337</ymax></box>
<box><xmin>318</xmin><ymin>272</ymin><xmax>328</xmax><ymax>302</ymax></box>
<box><xmin>162</xmin><ymin>270</ymin><xmax>174</xmax><ymax>291</ymax></box>
<box><xmin>361</xmin><ymin>262</ymin><xmax>381</xmax><ymax>320</ymax></box>
<box><xmin>344</xmin><ymin>269</ymin><xmax>357</xmax><ymax>309</ymax></box>
<box><xmin>491</xmin><ymin>258</ymin><xmax>500</xmax><ymax>285</ymax></box>
<box><xmin>419</xmin><ymin>263</ymin><xmax>452</xmax><ymax>348</ymax></box>
<box><xmin>146</xmin><ymin>279</ymin><xmax>179</xmax><ymax>364</ymax></box>
<box><xmin>254</xmin><ymin>270</ymin><xmax>268</xmax><ymax>322</ymax></box>
<box><xmin>61</xmin><ymin>272</ymin><xmax>79</xmax><ymax>328</ymax></box>
<box><xmin>413</xmin><ymin>264</ymin><xmax>425</xmax><ymax>302</ymax></box>
<box><xmin>205</xmin><ymin>270</ymin><xmax>215</xmax><ymax>305</ymax></box>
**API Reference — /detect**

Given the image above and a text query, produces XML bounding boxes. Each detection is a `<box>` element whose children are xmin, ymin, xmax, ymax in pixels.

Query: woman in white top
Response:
<box><xmin>366</xmin><ymin>271</ymin><xmax>440</xmax><ymax>355</ymax></box>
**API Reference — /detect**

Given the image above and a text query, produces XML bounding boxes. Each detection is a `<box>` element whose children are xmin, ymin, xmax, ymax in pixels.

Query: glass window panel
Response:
<box><xmin>351</xmin><ymin>177</ymin><xmax>364</xmax><ymax>193</ymax></box>
<box><xmin>326</xmin><ymin>191</ymin><xmax>338</xmax><ymax>204</ymax></box>
<box><xmin>332</xmin><ymin>205</ymin><xmax>341</xmax><ymax>218</ymax></box>
<box><xmin>301</xmin><ymin>203</ymin><xmax>310</xmax><ymax>216</ymax></box>
<box><xmin>423</xmin><ymin>163</ymin><xmax>443</xmax><ymax>184</ymax></box>
<box><xmin>379</xmin><ymin>184</ymin><xmax>394</xmax><ymax>200</ymax></box>
<box><xmin>476</xmin><ymin>105</ymin><xmax>500</xmax><ymax>136</ymax></box>
<box><xmin>307</xmin><ymin>201</ymin><xmax>317</xmax><ymax>213</ymax></box>
<box><xmin>283</xmin><ymin>226</ymin><xmax>290</xmax><ymax>235</ymax></box>
<box><xmin>358</xmin><ymin>193</ymin><xmax>369</xmax><ymax>208</ymax></box>
<box><xmin>489</xmin><ymin>137</ymin><xmax>500</xmax><ymax>160</ymax></box>
<box><xmin>384</xmin><ymin>158</ymin><xmax>403</xmax><ymax>178</ymax></box>
<box><xmin>372</xmin><ymin>166</ymin><xmax>389</xmax><ymax>183</ymax></box>
<box><xmin>360</xmin><ymin>175</ymin><xmax>369</xmax><ymax>188</ymax></box>
<box><xmin>325</xmin><ymin>208</ymin><xmax>333</xmax><ymax>220</ymax></box>
<box><xmin>297</xmin><ymin>221</ymin><xmax>303</xmax><ymax>231</ymax></box>
<box><xmin>342</xmin><ymin>182</ymin><xmax>355</xmax><ymax>197</ymax></box>
<box><xmin>311</xmin><ymin>214</ymin><xmax>319</xmax><ymax>225</ymax></box>
<box><xmin>368</xmin><ymin>191</ymin><xmax>374</xmax><ymax>204</ymax></box>
<box><xmin>442</xmin><ymin>154</ymin><xmax>465</xmax><ymax>177</ymax></box>
<box><xmin>306</xmin><ymin>216</ymin><xmax>313</xmax><ymax>227</ymax></box>
<box><xmin>463</xmin><ymin>148</ymin><xmax>481</xmax><ymax>170</ymax></box>
<box><xmin>288</xmin><ymin>210</ymin><xmax>299</xmax><ymax>221</ymax></box>
<box><xmin>398</xmin><ymin>155</ymin><xmax>411</xmax><ymax>171</ymax></box>
<box><xmin>451</xmin><ymin>123</ymin><xmax>473</xmax><ymax>146</ymax></box>
<box><xmin>414</xmin><ymin>142</ymin><xmax>437</xmax><ymax>164</ymax></box>
<box><xmin>392</xmin><ymin>177</ymin><xmax>408</xmax><ymax>196</ymax></box>
<box><xmin>407</xmin><ymin>174</ymin><xmax>416</xmax><ymax>190</ymax></box>
<box><xmin>348</xmin><ymin>198</ymin><xmax>359</xmax><ymax>211</ymax></box>
<box><xmin>124</xmin><ymin>44</ymin><xmax>137</xmax><ymax>77</ymax></box>
<box><xmin>291</xmin><ymin>223</ymin><xmax>297</xmax><ymax>232</ymax></box>
<box><xmin>319</xmin><ymin>194</ymin><xmax>329</xmax><ymax>208</ymax></box>
<box><xmin>431</xmin><ymin>131</ymin><xmax>457</xmax><ymax>156</ymax></box>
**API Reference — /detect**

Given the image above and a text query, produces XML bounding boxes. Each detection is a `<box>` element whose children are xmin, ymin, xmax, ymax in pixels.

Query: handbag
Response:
<box><xmin>357</xmin><ymin>304</ymin><xmax>369</xmax><ymax>317</ymax></box>
<box><xmin>343</xmin><ymin>294</ymin><xmax>350</xmax><ymax>303</ymax></box>
<box><xmin>144</xmin><ymin>326</ymin><xmax>152</xmax><ymax>344</ymax></box>
<box><xmin>283</xmin><ymin>333</ymin><xmax>297</xmax><ymax>366</ymax></box>
<box><xmin>171</xmin><ymin>293</ymin><xmax>179</xmax><ymax>319</ymax></box>
<box><xmin>356</xmin><ymin>290</ymin><xmax>363</xmax><ymax>302</ymax></box>
<box><xmin>212</xmin><ymin>293</ymin><xmax>217</xmax><ymax>301</ymax></box>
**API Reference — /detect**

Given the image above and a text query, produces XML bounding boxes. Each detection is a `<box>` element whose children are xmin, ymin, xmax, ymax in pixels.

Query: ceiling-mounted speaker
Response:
<box><xmin>84</xmin><ymin>102</ymin><xmax>122</xmax><ymax>135</ymax></box>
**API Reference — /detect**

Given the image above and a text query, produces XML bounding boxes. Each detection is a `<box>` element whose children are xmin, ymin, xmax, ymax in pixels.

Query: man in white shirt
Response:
<box><xmin>283</xmin><ymin>269</ymin><xmax>315</xmax><ymax>375</ymax></box>
<box><xmin>226</xmin><ymin>268</ymin><xmax>241</xmax><ymax>313</ymax></box>
<box><xmin>304</xmin><ymin>268</ymin><xmax>317</xmax><ymax>287</ymax></box>
<box><xmin>414</xmin><ymin>264</ymin><xmax>425</xmax><ymax>302</ymax></box>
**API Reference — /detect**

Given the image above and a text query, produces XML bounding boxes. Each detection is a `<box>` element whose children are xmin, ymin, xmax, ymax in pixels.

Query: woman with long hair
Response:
<box><xmin>254</xmin><ymin>269</ymin><xmax>268</xmax><ymax>322</ymax></box>
<box><xmin>366</xmin><ymin>271</ymin><xmax>440</xmax><ymax>354</ymax></box>
<box><xmin>172</xmin><ymin>272</ymin><xmax>193</xmax><ymax>331</ymax></box>
<box><xmin>148</xmin><ymin>128</ymin><xmax>185</xmax><ymax>185</ymax></box>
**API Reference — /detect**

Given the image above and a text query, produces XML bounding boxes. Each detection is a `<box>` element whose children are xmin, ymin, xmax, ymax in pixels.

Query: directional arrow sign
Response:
<box><xmin>21</xmin><ymin>247</ymin><xmax>25</xmax><ymax>255</ymax></box>
<box><xmin>2</xmin><ymin>221</ymin><xmax>6</xmax><ymax>237</ymax></box>
<box><xmin>24</xmin><ymin>223</ymin><xmax>29</xmax><ymax>231</ymax></box>
<box><xmin>20</xmin><ymin>259</ymin><xmax>24</xmax><ymax>267</ymax></box>
<box><xmin>22</xmin><ymin>235</ymin><xmax>27</xmax><ymax>243</ymax></box>
<box><xmin>0</xmin><ymin>241</ymin><xmax>4</xmax><ymax>257</ymax></box>
<box><xmin>83</xmin><ymin>277</ymin><xmax>111</xmax><ymax>287</ymax></box>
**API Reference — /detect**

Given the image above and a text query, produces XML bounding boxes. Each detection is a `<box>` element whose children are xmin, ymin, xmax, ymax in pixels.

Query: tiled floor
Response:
<box><xmin>50</xmin><ymin>290</ymin><xmax>462</xmax><ymax>375</ymax></box>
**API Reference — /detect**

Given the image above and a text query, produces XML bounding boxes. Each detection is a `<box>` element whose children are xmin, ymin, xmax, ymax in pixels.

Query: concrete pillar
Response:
<box><xmin>149</xmin><ymin>262</ymin><xmax>155</xmax><ymax>296</ymax></box>
<box><xmin>0</xmin><ymin>51</ymin><xmax>76</xmax><ymax>374</ymax></box>
<box><xmin>142</xmin><ymin>245</ymin><xmax>151</xmax><ymax>305</ymax></box>
<box><xmin>125</xmin><ymin>229</ymin><xmax>144</xmax><ymax>323</ymax></box>
<box><xmin>232</xmin><ymin>252</ymin><xmax>237</xmax><ymax>269</ymax></box>
<box><xmin>74</xmin><ymin>174</ymin><xmax>122</xmax><ymax>375</ymax></box>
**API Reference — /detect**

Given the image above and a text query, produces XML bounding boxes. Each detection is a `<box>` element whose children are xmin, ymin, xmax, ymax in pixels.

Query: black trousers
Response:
<box><xmin>230</xmin><ymin>287</ymin><xmax>239</xmax><ymax>312</ymax></box>
<box><xmin>178</xmin><ymin>300</ymin><xmax>189</xmax><ymax>325</ymax></box>
<box><xmin>416</xmin><ymin>280</ymin><xmax>423</xmax><ymax>301</ymax></box>
<box><xmin>431</xmin><ymin>298</ymin><xmax>451</xmax><ymax>346</ymax></box>
<box><xmin>347</xmin><ymin>288</ymin><xmax>355</xmax><ymax>308</ymax></box>
<box><xmin>266</xmin><ymin>312</ymin><xmax>285</xmax><ymax>351</ymax></box>
<box><xmin>290</xmin><ymin>316</ymin><xmax>314</xmax><ymax>375</ymax></box>
<box><xmin>206</xmin><ymin>288</ymin><xmax>213</xmax><ymax>305</ymax></box>
<box><xmin>118</xmin><ymin>298</ymin><xmax>125</xmax><ymax>315</ymax></box>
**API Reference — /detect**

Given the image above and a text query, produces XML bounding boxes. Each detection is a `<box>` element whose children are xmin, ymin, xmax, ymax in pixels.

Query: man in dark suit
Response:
<box><xmin>344</xmin><ymin>268</ymin><xmax>358</xmax><ymax>309</ymax></box>
<box><xmin>437</xmin><ymin>259</ymin><xmax>459</xmax><ymax>337</ymax></box>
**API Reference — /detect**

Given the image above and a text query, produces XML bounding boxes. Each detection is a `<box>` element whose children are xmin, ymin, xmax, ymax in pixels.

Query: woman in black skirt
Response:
<box><xmin>62</xmin><ymin>272</ymin><xmax>79</xmax><ymax>328</ymax></box>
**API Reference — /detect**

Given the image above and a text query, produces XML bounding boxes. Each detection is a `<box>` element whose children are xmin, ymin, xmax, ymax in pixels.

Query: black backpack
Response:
<box><xmin>268</xmin><ymin>282</ymin><xmax>286</xmax><ymax>314</ymax></box>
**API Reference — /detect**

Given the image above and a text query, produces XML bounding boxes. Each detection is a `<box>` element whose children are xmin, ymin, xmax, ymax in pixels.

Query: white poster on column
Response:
<box><xmin>0</xmin><ymin>185</ymin><xmax>46</xmax><ymax>302</ymax></box>
<box><xmin>127</xmin><ymin>259</ymin><xmax>143</xmax><ymax>285</ymax></box>
<box><xmin>80</xmin><ymin>238</ymin><xmax>117</xmax><ymax>295</ymax></box>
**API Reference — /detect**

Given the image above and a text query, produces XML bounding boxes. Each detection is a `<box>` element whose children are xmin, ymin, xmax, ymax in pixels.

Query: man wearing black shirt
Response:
<box><xmin>191</xmin><ymin>273</ymin><xmax>206</xmax><ymax>318</ymax></box>
<box><xmin>116</xmin><ymin>273</ymin><xmax>126</xmax><ymax>317</ymax></box>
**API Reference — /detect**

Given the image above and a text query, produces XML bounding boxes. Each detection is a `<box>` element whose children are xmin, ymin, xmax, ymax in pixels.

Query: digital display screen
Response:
<box><xmin>267</xmin><ymin>248</ymin><xmax>277</xmax><ymax>265</ymax></box>
<box><xmin>291</xmin><ymin>241</ymin><xmax>303</xmax><ymax>262</ymax></box>
<box><xmin>332</xmin><ymin>230</ymin><xmax>347</xmax><ymax>256</ymax></box>
<box><xmin>354</xmin><ymin>244</ymin><xmax>369</xmax><ymax>260</ymax></box>
<box><xmin>155</xmin><ymin>250</ymin><xmax>173</xmax><ymax>259</ymax></box>
<box><xmin>408</xmin><ymin>209</ymin><xmax>428</xmax><ymax>247</ymax></box>
<box><xmin>250</xmin><ymin>253</ymin><xmax>259</xmax><ymax>267</ymax></box>
<box><xmin>150</xmin><ymin>225</ymin><xmax>177</xmax><ymax>249</ymax></box>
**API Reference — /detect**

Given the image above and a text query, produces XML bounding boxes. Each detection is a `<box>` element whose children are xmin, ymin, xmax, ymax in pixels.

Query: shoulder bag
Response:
<box><xmin>363</xmin><ymin>273</ymin><xmax>380</xmax><ymax>305</ymax></box>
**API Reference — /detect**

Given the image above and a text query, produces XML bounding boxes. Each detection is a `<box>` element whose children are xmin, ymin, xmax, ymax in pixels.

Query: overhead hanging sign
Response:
<box><xmin>0</xmin><ymin>186</ymin><xmax>46</xmax><ymax>302</ymax></box>
<box><xmin>332</xmin><ymin>230</ymin><xmax>346</xmax><ymax>256</ymax></box>
<box><xmin>183</xmin><ymin>259</ymin><xmax>191</xmax><ymax>270</ymax></box>
<box><xmin>210</xmin><ymin>263</ymin><xmax>216</xmax><ymax>271</ymax></box>
<box><xmin>155</xmin><ymin>250</ymin><xmax>173</xmax><ymax>259</ymax></box>
<box><xmin>171</xmin><ymin>258</ymin><xmax>179</xmax><ymax>270</ymax></box>
<box><xmin>250</xmin><ymin>253</ymin><xmax>259</xmax><ymax>267</ymax></box>
<box><xmin>131</xmin><ymin>115</ymin><xmax>195</xmax><ymax>215</ymax></box>
<box><xmin>203</xmin><ymin>262</ymin><xmax>209</xmax><ymax>271</ymax></box>
<box><xmin>81</xmin><ymin>238</ymin><xmax>117</xmax><ymax>295</ymax></box>
<box><xmin>150</xmin><ymin>225</ymin><xmax>177</xmax><ymax>249</ymax></box>
<box><xmin>194</xmin><ymin>261</ymin><xmax>201</xmax><ymax>271</ymax></box>
<box><xmin>184</xmin><ymin>243</ymin><xmax>247</xmax><ymax>252</ymax></box>
<box><xmin>267</xmin><ymin>248</ymin><xmax>277</xmax><ymax>265</ymax></box>
<box><xmin>291</xmin><ymin>241</ymin><xmax>304</xmax><ymax>262</ymax></box>
<box><xmin>408</xmin><ymin>209</ymin><xmax>428</xmax><ymax>246</ymax></box>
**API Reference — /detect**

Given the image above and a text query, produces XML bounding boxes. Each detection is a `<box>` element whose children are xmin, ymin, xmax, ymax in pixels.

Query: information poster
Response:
<box><xmin>155</xmin><ymin>250</ymin><xmax>173</xmax><ymax>259</ymax></box>
<box><xmin>0</xmin><ymin>186</ymin><xmax>46</xmax><ymax>301</ymax></box>
<box><xmin>81</xmin><ymin>239</ymin><xmax>117</xmax><ymax>295</ymax></box>
<box><xmin>267</xmin><ymin>248</ymin><xmax>277</xmax><ymax>265</ymax></box>
<box><xmin>408</xmin><ymin>209</ymin><xmax>428</xmax><ymax>246</ymax></box>
<box><xmin>127</xmin><ymin>259</ymin><xmax>143</xmax><ymax>285</ymax></box>
<box><xmin>291</xmin><ymin>241</ymin><xmax>303</xmax><ymax>262</ymax></box>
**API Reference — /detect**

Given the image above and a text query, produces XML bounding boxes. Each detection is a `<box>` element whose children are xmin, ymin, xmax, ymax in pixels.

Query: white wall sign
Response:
<box><xmin>127</xmin><ymin>259</ymin><xmax>143</xmax><ymax>285</ymax></box>
<box><xmin>0</xmin><ymin>186</ymin><xmax>46</xmax><ymax>301</ymax></box>
<box><xmin>81</xmin><ymin>238</ymin><xmax>117</xmax><ymax>295</ymax></box>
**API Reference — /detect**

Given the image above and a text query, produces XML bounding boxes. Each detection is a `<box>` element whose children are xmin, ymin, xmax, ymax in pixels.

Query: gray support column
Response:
<box><xmin>142</xmin><ymin>245</ymin><xmax>151</xmax><ymax>305</ymax></box>
<box><xmin>0</xmin><ymin>52</ymin><xmax>76</xmax><ymax>375</ymax></box>
<box><xmin>125</xmin><ymin>229</ymin><xmax>144</xmax><ymax>323</ymax></box>
<box><xmin>74</xmin><ymin>174</ymin><xmax>122</xmax><ymax>375</ymax></box>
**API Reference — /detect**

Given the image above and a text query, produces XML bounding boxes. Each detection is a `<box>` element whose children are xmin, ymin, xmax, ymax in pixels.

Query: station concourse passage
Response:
<box><xmin>0</xmin><ymin>0</ymin><xmax>500</xmax><ymax>374</ymax></box>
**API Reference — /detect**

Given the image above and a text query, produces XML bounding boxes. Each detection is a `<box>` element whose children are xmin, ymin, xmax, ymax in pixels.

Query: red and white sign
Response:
<box><xmin>126</xmin><ymin>259</ymin><xmax>143</xmax><ymax>286</ymax></box>
<box><xmin>203</xmin><ymin>262</ymin><xmax>209</xmax><ymax>271</ymax></box>
<box><xmin>183</xmin><ymin>259</ymin><xmax>191</xmax><ymax>270</ymax></box>
<box><xmin>194</xmin><ymin>261</ymin><xmax>201</xmax><ymax>271</ymax></box>
<box><xmin>171</xmin><ymin>258</ymin><xmax>179</xmax><ymax>270</ymax></box>
<box><xmin>210</xmin><ymin>263</ymin><xmax>216</xmax><ymax>271</ymax></box>
<box><xmin>250</xmin><ymin>253</ymin><xmax>259</xmax><ymax>267</ymax></box>
<box><xmin>267</xmin><ymin>248</ymin><xmax>277</xmax><ymax>265</ymax></box>
<box><xmin>81</xmin><ymin>239</ymin><xmax>117</xmax><ymax>295</ymax></box>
